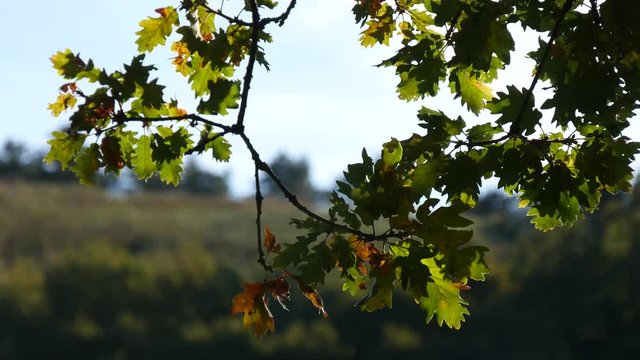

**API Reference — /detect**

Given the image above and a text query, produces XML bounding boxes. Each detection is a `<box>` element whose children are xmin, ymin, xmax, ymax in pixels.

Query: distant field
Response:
<box><xmin>0</xmin><ymin>180</ymin><xmax>310</xmax><ymax>275</ymax></box>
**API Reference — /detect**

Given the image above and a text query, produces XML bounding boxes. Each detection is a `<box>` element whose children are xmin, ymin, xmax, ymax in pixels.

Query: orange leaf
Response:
<box><xmin>231</xmin><ymin>282</ymin><xmax>264</xmax><ymax>314</ymax></box>
<box><xmin>350</xmin><ymin>236</ymin><xmax>380</xmax><ymax>262</ymax></box>
<box><xmin>264</xmin><ymin>226</ymin><xmax>281</xmax><ymax>253</ymax></box>
<box><xmin>290</xmin><ymin>275</ymin><xmax>328</xmax><ymax>318</ymax></box>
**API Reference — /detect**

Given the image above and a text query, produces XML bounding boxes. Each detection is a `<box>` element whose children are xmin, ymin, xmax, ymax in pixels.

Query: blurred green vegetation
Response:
<box><xmin>1</xmin><ymin>180</ymin><xmax>639</xmax><ymax>359</ymax></box>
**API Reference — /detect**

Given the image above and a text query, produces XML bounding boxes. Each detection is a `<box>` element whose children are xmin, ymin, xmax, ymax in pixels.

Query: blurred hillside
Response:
<box><xmin>0</xmin><ymin>180</ymin><xmax>639</xmax><ymax>359</ymax></box>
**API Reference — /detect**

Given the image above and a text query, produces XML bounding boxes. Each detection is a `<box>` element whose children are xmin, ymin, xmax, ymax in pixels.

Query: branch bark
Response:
<box><xmin>508</xmin><ymin>0</ymin><xmax>575</xmax><ymax>136</ymax></box>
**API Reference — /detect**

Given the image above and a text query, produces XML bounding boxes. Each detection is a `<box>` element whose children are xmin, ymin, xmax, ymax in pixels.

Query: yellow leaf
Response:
<box><xmin>48</xmin><ymin>93</ymin><xmax>77</xmax><ymax>117</ymax></box>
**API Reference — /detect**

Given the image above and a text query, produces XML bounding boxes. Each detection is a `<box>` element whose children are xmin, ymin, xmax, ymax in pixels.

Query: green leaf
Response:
<box><xmin>487</xmin><ymin>86</ymin><xmax>542</xmax><ymax>136</ymax></box>
<box><xmin>151</xmin><ymin>127</ymin><xmax>192</xmax><ymax>164</ymax></box>
<box><xmin>50</xmin><ymin>50</ymin><xmax>100</xmax><ymax>81</ymax></box>
<box><xmin>189</xmin><ymin>53</ymin><xmax>224</xmax><ymax>97</ymax></box>
<box><xmin>197</xmin><ymin>79</ymin><xmax>240</xmax><ymax>115</ymax></box>
<box><xmin>297</xmin><ymin>242</ymin><xmax>334</xmax><ymax>287</ymax></box>
<box><xmin>440</xmin><ymin>154</ymin><xmax>482</xmax><ymax>206</ymax></box>
<box><xmin>382</xmin><ymin>137</ymin><xmax>403</xmax><ymax>167</ymax></box>
<box><xmin>203</xmin><ymin>135</ymin><xmax>232</xmax><ymax>162</ymax></box>
<box><xmin>159</xmin><ymin>158</ymin><xmax>183</xmax><ymax>186</ymax></box>
<box><xmin>466</xmin><ymin>123</ymin><xmax>501</xmax><ymax>143</ymax></box>
<box><xmin>195</xmin><ymin>5</ymin><xmax>216</xmax><ymax>38</ymax></box>
<box><xmin>391</xmin><ymin>239</ymin><xmax>435</xmax><ymax>300</ymax></box>
<box><xmin>411</xmin><ymin>161</ymin><xmax>440</xmax><ymax>196</ymax></box>
<box><xmin>44</xmin><ymin>131</ymin><xmax>87</xmax><ymax>170</ymax></box>
<box><xmin>113</xmin><ymin>128</ymin><xmax>138</xmax><ymax>166</ymax></box>
<box><xmin>452</xmin><ymin>3</ymin><xmax>514</xmax><ymax>71</ymax></box>
<box><xmin>132</xmin><ymin>135</ymin><xmax>157</xmax><ymax>180</ymax></box>
<box><xmin>357</xmin><ymin>262</ymin><xmax>395</xmax><ymax>312</ymax></box>
<box><xmin>380</xmin><ymin>34</ymin><xmax>447</xmax><ymax>100</ymax></box>
<box><xmin>136</xmin><ymin>6</ymin><xmax>179</xmax><ymax>53</ymax></box>
<box><xmin>527</xmin><ymin>208</ymin><xmax>562</xmax><ymax>231</ymax></box>
<box><xmin>450</xmin><ymin>67</ymin><xmax>493</xmax><ymax>115</ymax></box>
<box><xmin>271</xmin><ymin>235</ymin><xmax>313</xmax><ymax>269</ymax></box>
<box><xmin>428</xmin><ymin>204</ymin><xmax>474</xmax><ymax>228</ymax></box>
<box><xmin>420</xmin><ymin>278</ymin><xmax>469</xmax><ymax>330</ymax></box>
<box><xmin>451</xmin><ymin>246</ymin><xmax>490</xmax><ymax>282</ymax></box>
<box><xmin>70</xmin><ymin>144</ymin><xmax>100</xmax><ymax>186</ymax></box>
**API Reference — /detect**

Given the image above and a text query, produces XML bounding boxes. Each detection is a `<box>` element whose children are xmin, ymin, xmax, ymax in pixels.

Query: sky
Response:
<box><xmin>2</xmin><ymin>0</ymin><xmax>637</xmax><ymax>197</ymax></box>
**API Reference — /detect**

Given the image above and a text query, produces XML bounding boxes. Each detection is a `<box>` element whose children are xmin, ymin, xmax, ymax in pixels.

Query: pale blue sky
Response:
<box><xmin>2</xmin><ymin>1</ymin><xmax>637</xmax><ymax>196</ymax></box>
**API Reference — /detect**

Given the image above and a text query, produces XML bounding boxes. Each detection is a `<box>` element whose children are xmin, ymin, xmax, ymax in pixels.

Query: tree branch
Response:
<box><xmin>237</xmin><ymin>131</ymin><xmax>408</xmax><ymax>242</ymax></box>
<box><xmin>235</xmin><ymin>0</ymin><xmax>261</xmax><ymax>130</ymax></box>
<box><xmin>589</xmin><ymin>0</ymin><xmax>602</xmax><ymax>26</ymax></box>
<box><xmin>261</xmin><ymin>0</ymin><xmax>298</xmax><ymax>27</ymax></box>
<box><xmin>508</xmin><ymin>0</ymin><xmax>575</xmax><ymax>136</ymax></box>
<box><xmin>254</xmin><ymin>162</ymin><xmax>269</xmax><ymax>272</ymax></box>
<box><xmin>119</xmin><ymin>114</ymin><xmax>232</xmax><ymax>132</ymax></box>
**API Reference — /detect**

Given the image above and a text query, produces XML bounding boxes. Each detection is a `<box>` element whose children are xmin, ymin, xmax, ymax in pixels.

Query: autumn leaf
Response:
<box><xmin>231</xmin><ymin>282</ymin><xmax>275</xmax><ymax>337</ymax></box>
<box><xmin>349</xmin><ymin>236</ymin><xmax>381</xmax><ymax>262</ymax></box>
<box><xmin>264</xmin><ymin>226</ymin><xmax>281</xmax><ymax>253</ymax></box>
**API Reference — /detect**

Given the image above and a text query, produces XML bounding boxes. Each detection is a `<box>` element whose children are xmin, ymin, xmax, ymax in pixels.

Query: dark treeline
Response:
<box><xmin>0</xmin><ymin>140</ymin><xmax>228</xmax><ymax>196</ymax></box>
<box><xmin>0</xmin><ymin>178</ymin><xmax>639</xmax><ymax>359</ymax></box>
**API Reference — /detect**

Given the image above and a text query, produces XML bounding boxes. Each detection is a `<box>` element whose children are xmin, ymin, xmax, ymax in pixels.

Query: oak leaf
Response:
<box><xmin>231</xmin><ymin>282</ymin><xmax>274</xmax><ymax>337</ymax></box>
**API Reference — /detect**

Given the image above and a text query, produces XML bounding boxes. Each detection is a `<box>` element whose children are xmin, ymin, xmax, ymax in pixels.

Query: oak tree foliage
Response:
<box><xmin>46</xmin><ymin>0</ymin><xmax>640</xmax><ymax>336</ymax></box>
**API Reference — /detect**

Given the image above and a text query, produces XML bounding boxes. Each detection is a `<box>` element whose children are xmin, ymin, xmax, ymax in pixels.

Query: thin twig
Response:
<box><xmin>201</xmin><ymin>3</ymin><xmax>252</xmax><ymax>26</ymax></box>
<box><xmin>508</xmin><ymin>0</ymin><xmax>575</xmax><ymax>136</ymax></box>
<box><xmin>444</xmin><ymin>9</ymin><xmax>462</xmax><ymax>43</ymax></box>
<box><xmin>185</xmin><ymin>130</ymin><xmax>230</xmax><ymax>155</ymax></box>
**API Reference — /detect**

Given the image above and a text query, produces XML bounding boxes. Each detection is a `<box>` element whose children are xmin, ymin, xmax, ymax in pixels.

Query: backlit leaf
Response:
<box><xmin>44</xmin><ymin>131</ymin><xmax>87</xmax><ymax>170</ymax></box>
<box><xmin>136</xmin><ymin>6</ymin><xmax>179</xmax><ymax>52</ymax></box>
<box><xmin>131</xmin><ymin>135</ymin><xmax>156</xmax><ymax>180</ymax></box>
